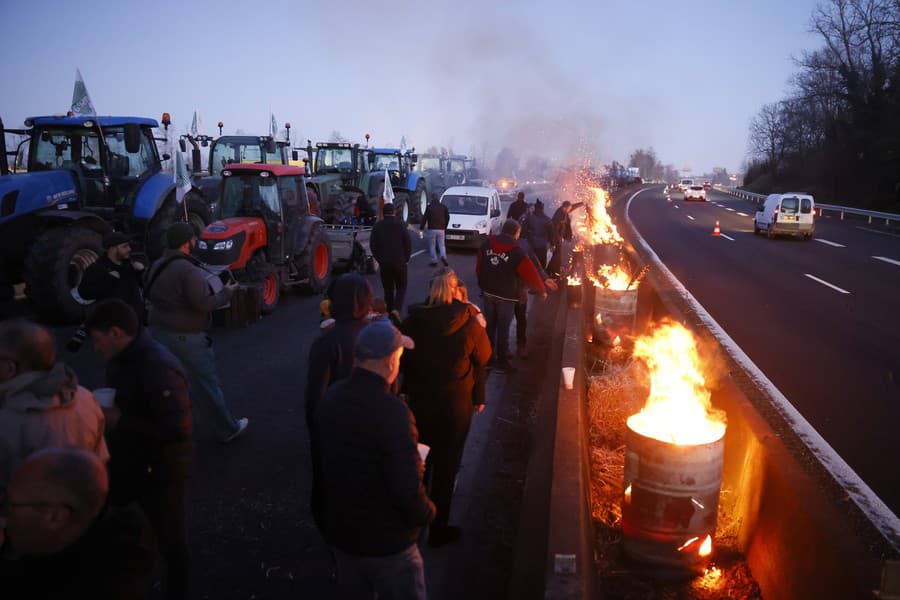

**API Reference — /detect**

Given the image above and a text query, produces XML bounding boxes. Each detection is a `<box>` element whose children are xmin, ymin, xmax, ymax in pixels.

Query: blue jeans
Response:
<box><xmin>334</xmin><ymin>544</ymin><xmax>427</xmax><ymax>600</ymax></box>
<box><xmin>483</xmin><ymin>295</ymin><xmax>515</xmax><ymax>364</ymax></box>
<box><xmin>152</xmin><ymin>329</ymin><xmax>239</xmax><ymax>440</ymax></box>
<box><xmin>427</xmin><ymin>229</ymin><xmax>446</xmax><ymax>262</ymax></box>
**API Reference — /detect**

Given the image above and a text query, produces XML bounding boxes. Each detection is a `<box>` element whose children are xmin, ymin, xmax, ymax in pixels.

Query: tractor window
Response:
<box><xmin>372</xmin><ymin>154</ymin><xmax>400</xmax><ymax>172</ymax></box>
<box><xmin>221</xmin><ymin>175</ymin><xmax>280</xmax><ymax>218</ymax></box>
<box><xmin>314</xmin><ymin>147</ymin><xmax>353</xmax><ymax>174</ymax></box>
<box><xmin>279</xmin><ymin>176</ymin><xmax>308</xmax><ymax>218</ymax></box>
<box><xmin>211</xmin><ymin>143</ymin><xmax>283</xmax><ymax>176</ymax></box>
<box><xmin>419</xmin><ymin>157</ymin><xmax>441</xmax><ymax>172</ymax></box>
<box><xmin>448</xmin><ymin>160</ymin><xmax>465</xmax><ymax>173</ymax></box>
<box><xmin>30</xmin><ymin>128</ymin><xmax>101</xmax><ymax>172</ymax></box>
<box><xmin>103</xmin><ymin>128</ymin><xmax>157</xmax><ymax>178</ymax></box>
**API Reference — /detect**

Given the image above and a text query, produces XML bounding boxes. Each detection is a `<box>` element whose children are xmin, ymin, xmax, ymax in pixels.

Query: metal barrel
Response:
<box><xmin>594</xmin><ymin>288</ymin><xmax>637</xmax><ymax>316</ymax></box>
<box><xmin>567</xmin><ymin>283</ymin><xmax>582</xmax><ymax>307</ymax></box>
<box><xmin>621</xmin><ymin>424</ymin><xmax>724</xmax><ymax>569</ymax></box>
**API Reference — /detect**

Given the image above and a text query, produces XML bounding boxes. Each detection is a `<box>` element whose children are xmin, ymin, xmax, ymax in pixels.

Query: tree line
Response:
<box><xmin>745</xmin><ymin>0</ymin><xmax>900</xmax><ymax>211</ymax></box>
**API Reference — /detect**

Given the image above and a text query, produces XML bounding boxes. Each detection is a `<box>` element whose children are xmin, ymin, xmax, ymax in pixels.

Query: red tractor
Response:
<box><xmin>194</xmin><ymin>164</ymin><xmax>331</xmax><ymax>314</ymax></box>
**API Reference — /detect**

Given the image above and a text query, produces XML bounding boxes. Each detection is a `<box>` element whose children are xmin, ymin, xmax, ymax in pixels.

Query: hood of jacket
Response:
<box><xmin>0</xmin><ymin>363</ymin><xmax>77</xmax><ymax>412</ymax></box>
<box><xmin>405</xmin><ymin>301</ymin><xmax>471</xmax><ymax>337</ymax></box>
<box><xmin>489</xmin><ymin>233</ymin><xmax>521</xmax><ymax>254</ymax></box>
<box><xmin>327</xmin><ymin>273</ymin><xmax>373</xmax><ymax>321</ymax></box>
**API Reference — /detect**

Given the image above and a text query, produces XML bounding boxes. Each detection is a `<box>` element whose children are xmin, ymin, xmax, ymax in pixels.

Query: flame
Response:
<box><xmin>591</xmin><ymin>264</ymin><xmax>633</xmax><ymax>290</ymax></box>
<box><xmin>613</xmin><ymin>335</ymin><xmax>621</xmax><ymax>346</ymax></box>
<box><xmin>595</xmin><ymin>313</ymin><xmax>603</xmax><ymax>325</ymax></box>
<box><xmin>585</xmin><ymin>187</ymin><xmax>623</xmax><ymax>245</ymax></box>
<box><xmin>677</xmin><ymin>536</ymin><xmax>700</xmax><ymax>552</ymax></box>
<box><xmin>626</xmin><ymin>322</ymin><xmax>726</xmax><ymax>445</ymax></box>
<box><xmin>699</xmin><ymin>534</ymin><xmax>712</xmax><ymax>556</ymax></box>
<box><xmin>624</xmin><ymin>484</ymin><xmax>632</xmax><ymax>504</ymax></box>
<box><xmin>567</xmin><ymin>275</ymin><xmax>582</xmax><ymax>286</ymax></box>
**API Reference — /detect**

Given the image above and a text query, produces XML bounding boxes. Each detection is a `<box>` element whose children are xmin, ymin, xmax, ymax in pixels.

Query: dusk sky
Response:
<box><xmin>3</xmin><ymin>0</ymin><xmax>822</xmax><ymax>175</ymax></box>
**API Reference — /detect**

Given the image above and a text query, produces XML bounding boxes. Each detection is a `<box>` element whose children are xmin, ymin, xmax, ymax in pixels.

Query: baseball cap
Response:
<box><xmin>166</xmin><ymin>222</ymin><xmax>196</xmax><ymax>249</ymax></box>
<box><xmin>354</xmin><ymin>319</ymin><xmax>414</xmax><ymax>360</ymax></box>
<box><xmin>102</xmin><ymin>231</ymin><xmax>134</xmax><ymax>248</ymax></box>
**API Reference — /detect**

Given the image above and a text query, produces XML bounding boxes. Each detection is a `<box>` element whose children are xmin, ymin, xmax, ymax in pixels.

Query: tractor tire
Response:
<box><xmin>188</xmin><ymin>210</ymin><xmax>207</xmax><ymax>235</ymax></box>
<box><xmin>24</xmin><ymin>226</ymin><xmax>103</xmax><ymax>323</ymax></box>
<box><xmin>413</xmin><ymin>181</ymin><xmax>428</xmax><ymax>223</ymax></box>
<box><xmin>246</xmin><ymin>254</ymin><xmax>280</xmax><ymax>314</ymax></box>
<box><xmin>395</xmin><ymin>192</ymin><xmax>410</xmax><ymax>224</ymax></box>
<box><xmin>146</xmin><ymin>193</ymin><xmax>180</xmax><ymax>260</ymax></box>
<box><xmin>301</xmin><ymin>227</ymin><xmax>332</xmax><ymax>293</ymax></box>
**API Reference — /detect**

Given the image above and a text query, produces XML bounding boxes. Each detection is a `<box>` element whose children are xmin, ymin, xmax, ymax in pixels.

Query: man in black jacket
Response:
<box><xmin>522</xmin><ymin>199</ymin><xmax>552</xmax><ymax>269</ymax></box>
<box><xmin>421</xmin><ymin>193</ymin><xmax>450</xmax><ymax>266</ymax></box>
<box><xmin>314</xmin><ymin>320</ymin><xmax>435</xmax><ymax>599</ymax></box>
<box><xmin>77</xmin><ymin>231</ymin><xmax>146</xmax><ymax>320</ymax></box>
<box><xmin>86</xmin><ymin>299</ymin><xmax>192</xmax><ymax>600</ymax></box>
<box><xmin>370</xmin><ymin>202</ymin><xmax>412</xmax><ymax>315</ymax></box>
<box><xmin>506</xmin><ymin>190</ymin><xmax>528</xmax><ymax>223</ymax></box>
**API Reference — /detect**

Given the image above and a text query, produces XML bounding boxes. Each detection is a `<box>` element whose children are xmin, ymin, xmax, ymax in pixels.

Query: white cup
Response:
<box><xmin>562</xmin><ymin>367</ymin><xmax>576</xmax><ymax>390</ymax></box>
<box><xmin>417</xmin><ymin>443</ymin><xmax>430</xmax><ymax>462</ymax></box>
<box><xmin>93</xmin><ymin>388</ymin><xmax>116</xmax><ymax>408</ymax></box>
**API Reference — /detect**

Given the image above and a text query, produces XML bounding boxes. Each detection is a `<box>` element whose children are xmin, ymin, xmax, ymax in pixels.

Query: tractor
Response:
<box><xmin>0</xmin><ymin>113</ymin><xmax>193</xmax><ymax>321</ymax></box>
<box><xmin>193</xmin><ymin>164</ymin><xmax>332</xmax><ymax>314</ymax></box>
<box><xmin>369</xmin><ymin>147</ymin><xmax>427</xmax><ymax>224</ymax></box>
<box><xmin>178</xmin><ymin>131</ymin><xmax>292</xmax><ymax>230</ymax></box>
<box><xmin>415</xmin><ymin>153</ymin><xmax>484</xmax><ymax>199</ymax></box>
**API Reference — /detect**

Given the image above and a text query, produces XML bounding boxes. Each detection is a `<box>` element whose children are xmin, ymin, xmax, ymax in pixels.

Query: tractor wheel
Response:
<box><xmin>24</xmin><ymin>226</ymin><xmax>103</xmax><ymax>323</ymax></box>
<box><xmin>414</xmin><ymin>181</ymin><xmax>427</xmax><ymax>222</ymax></box>
<box><xmin>395</xmin><ymin>193</ymin><xmax>410</xmax><ymax>223</ymax></box>
<box><xmin>301</xmin><ymin>227</ymin><xmax>332</xmax><ymax>293</ymax></box>
<box><xmin>188</xmin><ymin>210</ymin><xmax>207</xmax><ymax>235</ymax></box>
<box><xmin>146</xmin><ymin>193</ymin><xmax>180</xmax><ymax>260</ymax></box>
<box><xmin>246</xmin><ymin>254</ymin><xmax>280</xmax><ymax>314</ymax></box>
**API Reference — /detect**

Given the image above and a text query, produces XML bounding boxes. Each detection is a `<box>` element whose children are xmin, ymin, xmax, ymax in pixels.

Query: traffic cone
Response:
<box><xmin>712</xmin><ymin>220</ymin><xmax>721</xmax><ymax>236</ymax></box>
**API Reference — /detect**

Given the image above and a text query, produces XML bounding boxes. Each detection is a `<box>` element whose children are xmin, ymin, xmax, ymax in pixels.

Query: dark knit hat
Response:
<box><xmin>383</xmin><ymin>203</ymin><xmax>396</xmax><ymax>215</ymax></box>
<box><xmin>102</xmin><ymin>231</ymin><xmax>135</xmax><ymax>248</ymax></box>
<box><xmin>166</xmin><ymin>222</ymin><xmax>196</xmax><ymax>249</ymax></box>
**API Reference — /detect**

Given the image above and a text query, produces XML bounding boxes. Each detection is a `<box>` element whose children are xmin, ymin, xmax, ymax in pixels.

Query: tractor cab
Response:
<box><xmin>370</xmin><ymin>148</ymin><xmax>416</xmax><ymax>189</ymax></box>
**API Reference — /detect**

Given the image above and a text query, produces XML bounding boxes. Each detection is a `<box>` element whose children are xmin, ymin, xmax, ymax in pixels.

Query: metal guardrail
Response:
<box><xmin>714</xmin><ymin>186</ymin><xmax>899</xmax><ymax>225</ymax></box>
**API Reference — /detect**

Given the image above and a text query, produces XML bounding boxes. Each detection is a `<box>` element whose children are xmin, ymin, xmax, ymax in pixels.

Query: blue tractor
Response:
<box><xmin>369</xmin><ymin>148</ymin><xmax>427</xmax><ymax>224</ymax></box>
<box><xmin>0</xmin><ymin>114</ymin><xmax>195</xmax><ymax>321</ymax></box>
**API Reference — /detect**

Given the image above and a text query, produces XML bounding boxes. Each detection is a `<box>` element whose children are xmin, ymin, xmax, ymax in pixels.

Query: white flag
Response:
<box><xmin>270</xmin><ymin>114</ymin><xmax>278</xmax><ymax>139</ymax></box>
<box><xmin>174</xmin><ymin>150</ymin><xmax>191</xmax><ymax>204</ymax></box>
<box><xmin>71</xmin><ymin>68</ymin><xmax>96</xmax><ymax>116</ymax></box>
<box><xmin>190</xmin><ymin>110</ymin><xmax>202</xmax><ymax>136</ymax></box>
<box><xmin>382</xmin><ymin>169</ymin><xmax>395</xmax><ymax>205</ymax></box>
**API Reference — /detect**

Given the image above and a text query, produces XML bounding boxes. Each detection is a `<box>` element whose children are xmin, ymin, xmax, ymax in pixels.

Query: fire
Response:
<box><xmin>626</xmin><ymin>321</ymin><xmax>726</xmax><ymax>445</ymax></box>
<box><xmin>613</xmin><ymin>335</ymin><xmax>621</xmax><ymax>346</ymax></box>
<box><xmin>567</xmin><ymin>274</ymin><xmax>582</xmax><ymax>286</ymax></box>
<box><xmin>595</xmin><ymin>313</ymin><xmax>603</xmax><ymax>326</ymax></box>
<box><xmin>591</xmin><ymin>264</ymin><xmax>632</xmax><ymax>290</ymax></box>
<box><xmin>699</xmin><ymin>534</ymin><xmax>712</xmax><ymax>556</ymax></box>
<box><xmin>585</xmin><ymin>187</ymin><xmax>623</xmax><ymax>245</ymax></box>
<box><xmin>676</xmin><ymin>534</ymin><xmax>712</xmax><ymax>556</ymax></box>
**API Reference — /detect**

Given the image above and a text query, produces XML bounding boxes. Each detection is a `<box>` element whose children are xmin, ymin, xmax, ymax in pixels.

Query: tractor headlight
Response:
<box><xmin>197</xmin><ymin>240</ymin><xmax>208</xmax><ymax>250</ymax></box>
<box><xmin>213</xmin><ymin>240</ymin><xmax>234</xmax><ymax>251</ymax></box>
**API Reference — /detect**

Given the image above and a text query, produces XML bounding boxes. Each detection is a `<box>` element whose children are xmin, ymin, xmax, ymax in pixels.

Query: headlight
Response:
<box><xmin>475</xmin><ymin>220</ymin><xmax>488</xmax><ymax>230</ymax></box>
<box><xmin>213</xmin><ymin>240</ymin><xmax>234</xmax><ymax>251</ymax></box>
<box><xmin>197</xmin><ymin>240</ymin><xmax>208</xmax><ymax>250</ymax></box>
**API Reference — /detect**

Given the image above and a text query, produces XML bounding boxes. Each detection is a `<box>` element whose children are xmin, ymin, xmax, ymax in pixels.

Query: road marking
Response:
<box><xmin>737</xmin><ymin>212</ymin><xmax>750</xmax><ymax>217</ymax></box>
<box><xmin>411</xmin><ymin>249</ymin><xmax>426</xmax><ymax>258</ymax></box>
<box><xmin>686</xmin><ymin>215</ymin><xmax>695</xmax><ymax>221</ymax></box>
<box><xmin>673</xmin><ymin>204</ymin><xmax>680</xmax><ymax>209</ymax></box>
<box><xmin>814</xmin><ymin>238</ymin><xmax>846</xmax><ymax>248</ymax></box>
<box><xmin>804</xmin><ymin>274</ymin><xmax>851</xmax><ymax>294</ymax></box>
<box><xmin>720</xmin><ymin>233</ymin><xmax>735</xmax><ymax>241</ymax></box>
<box><xmin>856</xmin><ymin>226</ymin><xmax>900</xmax><ymax>239</ymax></box>
<box><xmin>873</xmin><ymin>256</ymin><xmax>900</xmax><ymax>267</ymax></box>
<box><xmin>714</xmin><ymin>203</ymin><xmax>723</xmax><ymax>207</ymax></box>
<box><xmin>725</xmin><ymin>207</ymin><xmax>736</xmax><ymax>212</ymax></box>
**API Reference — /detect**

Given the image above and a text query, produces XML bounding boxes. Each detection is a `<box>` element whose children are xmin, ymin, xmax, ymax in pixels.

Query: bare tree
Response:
<box><xmin>748</xmin><ymin>103</ymin><xmax>785</xmax><ymax>170</ymax></box>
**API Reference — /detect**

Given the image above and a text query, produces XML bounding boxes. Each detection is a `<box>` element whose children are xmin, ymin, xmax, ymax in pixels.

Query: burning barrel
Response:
<box><xmin>620</xmin><ymin>321</ymin><xmax>727</xmax><ymax>572</ymax></box>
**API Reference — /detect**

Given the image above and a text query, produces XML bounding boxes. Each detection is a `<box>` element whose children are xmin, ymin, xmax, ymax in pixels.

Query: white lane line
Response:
<box><xmin>873</xmin><ymin>256</ymin><xmax>900</xmax><ymax>267</ymax></box>
<box><xmin>737</xmin><ymin>212</ymin><xmax>750</xmax><ymax>217</ymax></box>
<box><xmin>714</xmin><ymin>203</ymin><xmax>723</xmax><ymax>207</ymax></box>
<box><xmin>719</xmin><ymin>233</ymin><xmax>735</xmax><ymax>241</ymax></box>
<box><xmin>814</xmin><ymin>238</ymin><xmax>846</xmax><ymax>248</ymax></box>
<box><xmin>804</xmin><ymin>274</ymin><xmax>851</xmax><ymax>294</ymax></box>
<box><xmin>411</xmin><ymin>249</ymin><xmax>426</xmax><ymax>258</ymax></box>
<box><xmin>686</xmin><ymin>215</ymin><xmax>695</xmax><ymax>221</ymax></box>
<box><xmin>725</xmin><ymin>207</ymin><xmax>736</xmax><ymax>212</ymax></box>
<box><xmin>673</xmin><ymin>204</ymin><xmax>680</xmax><ymax>209</ymax></box>
<box><xmin>856</xmin><ymin>226</ymin><xmax>900</xmax><ymax>239</ymax></box>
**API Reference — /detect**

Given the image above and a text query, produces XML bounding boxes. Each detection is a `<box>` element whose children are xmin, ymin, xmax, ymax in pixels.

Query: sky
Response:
<box><xmin>1</xmin><ymin>0</ymin><xmax>823</xmax><ymax>175</ymax></box>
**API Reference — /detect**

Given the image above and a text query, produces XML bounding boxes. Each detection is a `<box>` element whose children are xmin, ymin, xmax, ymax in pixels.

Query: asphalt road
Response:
<box><xmin>5</xmin><ymin>199</ymin><xmax>564</xmax><ymax>599</ymax></box>
<box><xmin>627</xmin><ymin>186</ymin><xmax>900</xmax><ymax>514</ymax></box>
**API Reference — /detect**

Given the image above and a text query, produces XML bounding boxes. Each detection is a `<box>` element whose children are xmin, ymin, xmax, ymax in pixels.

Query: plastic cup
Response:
<box><xmin>93</xmin><ymin>388</ymin><xmax>116</xmax><ymax>408</ymax></box>
<box><xmin>562</xmin><ymin>367</ymin><xmax>576</xmax><ymax>390</ymax></box>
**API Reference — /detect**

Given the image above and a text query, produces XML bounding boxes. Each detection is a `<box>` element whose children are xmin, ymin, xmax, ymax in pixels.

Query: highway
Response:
<box><xmin>627</xmin><ymin>186</ymin><xmax>900</xmax><ymax>514</ymax></box>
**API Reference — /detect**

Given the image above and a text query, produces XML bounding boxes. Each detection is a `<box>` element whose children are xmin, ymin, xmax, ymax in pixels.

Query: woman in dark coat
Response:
<box><xmin>400</xmin><ymin>269</ymin><xmax>491</xmax><ymax>547</ymax></box>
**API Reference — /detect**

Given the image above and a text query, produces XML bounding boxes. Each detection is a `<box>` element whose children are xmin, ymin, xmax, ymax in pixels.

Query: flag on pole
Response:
<box><xmin>270</xmin><ymin>114</ymin><xmax>278</xmax><ymax>139</ymax></box>
<box><xmin>400</xmin><ymin>135</ymin><xmax>408</xmax><ymax>153</ymax></box>
<box><xmin>174</xmin><ymin>150</ymin><xmax>191</xmax><ymax>204</ymax></box>
<box><xmin>71</xmin><ymin>68</ymin><xmax>96</xmax><ymax>116</ymax></box>
<box><xmin>190</xmin><ymin>110</ymin><xmax>202</xmax><ymax>136</ymax></box>
<box><xmin>382</xmin><ymin>169</ymin><xmax>395</xmax><ymax>204</ymax></box>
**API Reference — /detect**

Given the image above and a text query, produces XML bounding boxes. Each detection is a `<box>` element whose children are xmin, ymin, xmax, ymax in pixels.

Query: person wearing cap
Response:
<box><xmin>313</xmin><ymin>320</ymin><xmax>434</xmax><ymax>599</ymax></box>
<box><xmin>144</xmin><ymin>222</ymin><xmax>248</xmax><ymax>443</ymax></box>
<box><xmin>370</xmin><ymin>202</ymin><xmax>412</xmax><ymax>315</ymax></box>
<box><xmin>77</xmin><ymin>231</ymin><xmax>145</xmax><ymax>320</ymax></box>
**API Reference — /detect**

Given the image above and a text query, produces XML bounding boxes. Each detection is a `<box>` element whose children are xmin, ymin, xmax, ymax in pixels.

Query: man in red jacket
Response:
<box><xmin>476</xmin><ymin>219</ymin><xmax>548</xmax><ymax>373</ymax></box>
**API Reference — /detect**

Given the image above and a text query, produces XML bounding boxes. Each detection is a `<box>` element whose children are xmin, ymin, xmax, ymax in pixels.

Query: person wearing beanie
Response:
<box><xmin>76</xmin><ymin>231</ymin><xmax>146</xmax><ymax>321</ymax></box>
<box><xmin>370</xmin><ymin>202</ymin><xmax>412</xmax><ymax>315</ymax></box>
<box><xmin>506</xmin><ymin>191</ymin><xmax>528</xmax><ymax>223</ymax></box>
<box><xmin>144</xmin><ymin>222</ymin><xmax>249</xmax><ymax>443</ymax></box>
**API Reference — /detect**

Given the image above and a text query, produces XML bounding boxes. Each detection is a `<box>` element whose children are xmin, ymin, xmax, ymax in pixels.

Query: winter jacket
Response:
<box><xmin>476</xmin><ymin>234</ymin><xmax>546</xmax><ymax>302</ymax></box>
<box><xmin>78</xmin><ymin>255</ymin><xmax>145</xmax><ymax>320</ymax></box>
<box><xmin>371</xmin><ymin>215</ymin><xmax>412</xmax><ymax>267</ymax></box>
<box><xmin>314</xmin><ymin>368</ymin><xmax>435</xmax><ymax>556</ymax></box>
<box><xmin>506</xmin><ymin>198</ymin><xmax>528</xmax><ymax>223</ymax></box>
<box><xmin>421</xmin><ymin>201</ymin><xmax>450</xmax><ymax>231</ymax></box>
<box><xmin>550</xmin><ymin>207</ymin><xmax>573</xmax><ymax>245</ymax></box>
<box><xmin>104</xmin><ymin>329</ymin><xmax>192</xmax><ymax>505</ymax></box>
<box><xmin>523</xmin><ymin>207</ymin><xmax>552</xmax><ymax>250</ymax></box>
<box><xmin>0</xmin><ymin>503</ymin><xmax>156</xmax><ymax>599</ymax></box>
<box><xmin>304</xmin><ymin>273</ymin><xmax>373</xmax><ymax>426</ymax></box>
<box><xmin>0</xmin><ymin>363</ymin><xmax>109</xmax><ymax>490</ymax></box>
<box><xmin>145</xmin><ymin>250</ymin><xmax>234</xmax><ymax>334</ymax></box>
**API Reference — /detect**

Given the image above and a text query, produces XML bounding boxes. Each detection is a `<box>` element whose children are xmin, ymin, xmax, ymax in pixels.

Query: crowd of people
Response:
<box><xmin>0</xmin><ymin>192</ymin><xmax>576</xmax><ymax>599</ymax></box>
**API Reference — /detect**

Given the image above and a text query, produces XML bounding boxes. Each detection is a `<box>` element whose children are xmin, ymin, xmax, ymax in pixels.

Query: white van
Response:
<box><xmin>679</xmin><ymin>178</ymin><xmax>694</xmax><ymax>192</ymax></box>
<box><xmin>441</xmin><ymin>186</ymin><xmax>503</xmax><ymax>247</ymax></box>
<box><xmin>754</xmin><ymin>193</ymin><xmax>815</xmax><ymax>239</ymax></box>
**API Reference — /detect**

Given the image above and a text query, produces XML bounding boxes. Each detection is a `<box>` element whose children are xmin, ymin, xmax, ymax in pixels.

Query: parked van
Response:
<box><xmin>754</xmin><ymin>193</ymin><xmax>815</xmax><ymax>239</ymax></box>
<box><xmin>441</xmin><ymin>186</ymin><xmax>503</xmax><ymax>247</ymax></box>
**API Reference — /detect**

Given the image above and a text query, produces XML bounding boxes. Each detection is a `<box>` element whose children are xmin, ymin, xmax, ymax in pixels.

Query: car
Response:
<box><xmin>679</xmin><ymin>178</ymin><xmax>694</xmax><ymax>192</ymax></box>
<box><xmin>702</xmin><ymin>181</ymin><xmax>712</xmax><ymax>191</ymax></box>
<box><xmin>754</xmin><ymin>193</ymin><xmax>815</xmax><ymax>239</ymax></box>
<box><xmin>442</xmin><ymin>186</ymin><xmax>503</xmax><ymax>247</ymax></box>
<box><xmin>684</xmin><ymin>185</ymin><xmax>707</xmax><ymax>201</ymax></box>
